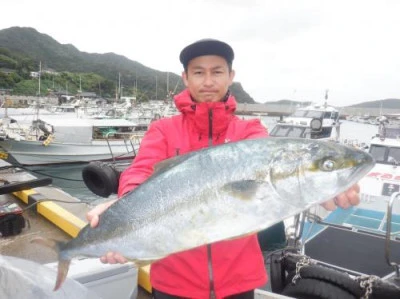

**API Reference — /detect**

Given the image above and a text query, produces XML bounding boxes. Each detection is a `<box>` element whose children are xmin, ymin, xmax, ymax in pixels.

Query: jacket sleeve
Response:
<box><xmin>243</xmin><ymin>118</ymin><xmax>269</xmax><ymax>139</ymax></box>
<box><xmin>117</xmin><ymin>120</ymin><xmax>168</xmax><ymax>197</ymax></box>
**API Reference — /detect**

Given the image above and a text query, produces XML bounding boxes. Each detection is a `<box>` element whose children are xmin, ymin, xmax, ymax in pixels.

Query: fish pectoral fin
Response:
<box><xmin>221</xmin><ymin>180</ymin><xmax>264</xmax><ymax>200</ymax></box>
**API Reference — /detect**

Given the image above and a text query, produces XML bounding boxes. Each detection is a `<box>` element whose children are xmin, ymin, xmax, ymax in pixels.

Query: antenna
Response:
<box><xmin>324</xmin><ymin>89</ymin><xmax>329</xmax><ymax>108</ymax></box>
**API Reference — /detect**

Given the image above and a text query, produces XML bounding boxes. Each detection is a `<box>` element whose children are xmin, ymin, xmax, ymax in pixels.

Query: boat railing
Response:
<box><xmin>385</xmin><ymin>192</ymin><xmax>400</xmax><ymax>279</ymax></box>
<box><xmin>286</xmin><ymin>211</ymin><xmax>307</xmax><ymax>251</ymax></box>
<box><xmin>104</xmin><ymin>131</ymin><xmax>145</xmax><ymax>162</ymax></box>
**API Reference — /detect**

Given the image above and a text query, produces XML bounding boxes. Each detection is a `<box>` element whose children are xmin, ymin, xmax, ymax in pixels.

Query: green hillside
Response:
<box><xmin>348</xmin><ymin>98</ymin><xmax>400</xmax><ymax>109</ymax></box>
<box><xmin>263</xmin><ymin>98</ymin><xmax>400</xmax><ymax>109</ymax></box>
<box><xmin>0</xmin><ymin>27</ymin><xmax>255</xmax><ymax>103</ymax></box>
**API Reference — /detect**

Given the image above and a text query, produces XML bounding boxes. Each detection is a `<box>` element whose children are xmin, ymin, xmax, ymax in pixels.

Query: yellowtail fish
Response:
<box><xmin>32</xmin><ymin>137</ymin><xmax>375</xmax><ymax>290</ymax></box>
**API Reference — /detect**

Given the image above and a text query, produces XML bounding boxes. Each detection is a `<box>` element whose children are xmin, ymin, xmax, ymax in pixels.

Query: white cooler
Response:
<box><xmin>46</xmin><ymin>258</ymin><xmax>138</xmax><ymax>299</ymax></box>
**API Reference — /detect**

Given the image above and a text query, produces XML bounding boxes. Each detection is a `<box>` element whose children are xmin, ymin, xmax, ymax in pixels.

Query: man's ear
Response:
<box><xmin>229</xmin><ymin>69</ymin><xmax>235</xmax><ymax>86</ymax></box>
<box><xmin>182</xmin><ymin>71</ymin><xmax>189</xmax><ymax>87</ymax></box>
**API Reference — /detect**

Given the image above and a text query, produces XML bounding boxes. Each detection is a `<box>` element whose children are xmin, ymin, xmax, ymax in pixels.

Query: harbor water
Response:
<box><xmin>24</xmin><ymin>117</ymin><xmax>379</xmax><ymax>204</ymax></box>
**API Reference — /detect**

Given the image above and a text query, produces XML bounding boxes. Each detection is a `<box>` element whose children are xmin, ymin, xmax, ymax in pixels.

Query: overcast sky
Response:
<box><xmin>1</xmin><ymin>0</ymin><xmax>400</xmax><ymax>106</ymax></box>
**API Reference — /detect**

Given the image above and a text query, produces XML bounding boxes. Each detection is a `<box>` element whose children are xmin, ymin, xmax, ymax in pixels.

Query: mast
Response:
<box><xmin>118</xmin><ymin>72</ymin><xmax>121</xmax><ymax>100</ymax></box>
<box><xmin>38</xmin><ymin>61</ymin><xmax>41</xmax><ymax>97</ymax></box>
<box><xmin>36</xmin><ymin>61</ymin><xmax>42</xmax><ymax>120</ymax></box>
<box><xmin>324</xmin><ymin>89</ymin><xmax>329</xmax><ymax>108</ymax></box>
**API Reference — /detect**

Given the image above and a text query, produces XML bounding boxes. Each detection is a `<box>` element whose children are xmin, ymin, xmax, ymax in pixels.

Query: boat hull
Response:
<box><xmin>0</xmin><ymin>139</ymin><xmax>137</xmax><ymax>166</ymax></box>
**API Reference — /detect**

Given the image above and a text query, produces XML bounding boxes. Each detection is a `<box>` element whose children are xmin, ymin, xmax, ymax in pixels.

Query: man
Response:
<box><xmin>87</xmin><ymin>39</ymin><xmax>360</xmax><ymax>298</ymax></box>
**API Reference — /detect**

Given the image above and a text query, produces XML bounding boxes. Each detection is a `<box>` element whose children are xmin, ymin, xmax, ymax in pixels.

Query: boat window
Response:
<box><xmin>388</xmin><ymin>147</ymin><xmax>400</xmax><ymax>164</ymax></box>
<box><xmin>270</xmin><ymin>125</ymin><xmax>305</xmax><ymax>137</ymax></box>
<box><xmin>369</xmin><ymin>145</ymin><xmax>387</xmax><ymax>163</ymax></box>
<box><xmin>384</xmin><ymin>127</ymin><xmax>400</xmax><ymax>139</ymax></box>
<box><xmin>270</xmin><ymin>125</ymin><xmax>290</xmax><ymax>137</ymax></box>
<box><xmin>323</xmin><ymin>112</ymin><xmax>331</xmax><ymax>119</ymax></box>
<box><xmin>292</xmin><ymin>110</ymin><xmax>307</xmax><ymax>117</ymax></box>
<box><xmin>310</xmin><ymin>127</ymin><xmax>333</xmax><ymax>139</ymax></box>
<box><xmin>287</xmin><ymin>127</ymin><xmax>305</xmax><ymax>137</ymax></box>
<box><xmin>305</xmin><ymin>111</ymin><xmax>324</xmax><ymax>118</ymax></box>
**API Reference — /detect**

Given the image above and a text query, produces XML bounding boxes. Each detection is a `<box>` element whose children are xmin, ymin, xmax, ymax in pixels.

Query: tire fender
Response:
<box><xmin>282</xmin><ymin>278</ymin><xmax>357</xmax><ymax>299</ymax></box>
<box><xmin>82</xmin><ymin>162</ymin><xmax>119</xmax><ymax>197</ymax></box>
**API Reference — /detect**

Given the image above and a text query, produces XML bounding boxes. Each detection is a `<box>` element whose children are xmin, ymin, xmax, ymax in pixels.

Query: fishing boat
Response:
<box><xmin>0</xmin><ymin>116</ymin><xmax>144</xmax><ymax>166</ymax></box>
<box><xmin>269</xmin><ymin>103</ymin><xmax>341</xmax><ymax>141</ymax></box>
<box><xmin>264</xmin><ymin>117</ymin><xmax>400</xmax><ymax>298</ymax></box>
<box><xmin>361</xmin><ymin>117</ymin><xmax>400</xmax><ymax>196</ymax></box>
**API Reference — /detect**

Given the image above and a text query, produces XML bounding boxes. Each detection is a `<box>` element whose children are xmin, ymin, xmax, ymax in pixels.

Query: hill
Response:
<box><xmin>346</xmin><ymin>98</ymin><xmax>400</xmax><ymax>109</ymax></box>
<box><xmin>262</xmin><ymin>98</ymin><xmax>400</xmax><ymax>109</ymax></box>
<box><xmin>0</xmin><ymin>26</ymin><xmax>255</xmax><ymax>103</ymax></box>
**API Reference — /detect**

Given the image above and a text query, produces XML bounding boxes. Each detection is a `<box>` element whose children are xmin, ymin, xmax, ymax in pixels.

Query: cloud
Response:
<box><xmin>1</xmin><ymin>0</ymin><xmax>400</xmax><ymax>106</ymax></box>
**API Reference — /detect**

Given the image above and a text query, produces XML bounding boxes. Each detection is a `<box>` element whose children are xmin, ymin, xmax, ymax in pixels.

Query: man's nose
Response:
<box><xmin>203</xmin><ymin>73</ymin><xmax>214</xmax><ymax>85</ymax></box>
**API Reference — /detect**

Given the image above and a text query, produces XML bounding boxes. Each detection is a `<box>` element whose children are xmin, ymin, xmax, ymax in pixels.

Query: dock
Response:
<box><xmin>0</xmin><ymin>160</ymin><xmax>152</xmax><ymax>298</ymax></box>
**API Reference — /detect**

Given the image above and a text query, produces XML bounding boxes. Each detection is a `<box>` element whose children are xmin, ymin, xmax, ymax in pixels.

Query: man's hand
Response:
<box><xmin>86</xmin><ymin>199</ymin><xmax>128</xmax><ymax>264</ymax></box>
<box><xmin>321</xmin><ymin>184</ymin><xmax>360</xmax><ymax>211</ymax></box>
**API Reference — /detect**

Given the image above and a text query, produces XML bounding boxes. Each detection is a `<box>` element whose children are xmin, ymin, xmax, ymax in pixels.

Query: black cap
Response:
<box><xmin>179</xmin><ymin>39</ymin><xmax>234</xmax><ymax>68</ymax></box>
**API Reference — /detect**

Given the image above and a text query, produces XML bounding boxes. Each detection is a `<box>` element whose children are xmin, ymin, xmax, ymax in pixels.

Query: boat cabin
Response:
<box><xmin>360</xmin><ymin>121</ymin><xmax>400</xmax><ymax>198</ymax></box>
<box><xmin>369</xmin><ymin>123</ymin><xmax>400</xmax><ymax>165</ymax></box>
<box><xmin>270</xmin><ymin>104</ymin><xmax>341</xmax><ymax>141</ymax></box>
<box><xmin>32</xmin><ymin>117</ymin><xmax>139</xmax><ymax>144</ymax></box>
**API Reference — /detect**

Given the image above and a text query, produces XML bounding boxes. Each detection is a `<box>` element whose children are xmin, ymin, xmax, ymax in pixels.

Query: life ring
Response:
<box><xmin>310</xmin><ymin>118</ymin><xmax>323</xmax><ymax>131</ymax></box>
<box><xmin>82</xmin><ymin>161</ymin><xmax>120</xmax><ymax>197</ymax></box>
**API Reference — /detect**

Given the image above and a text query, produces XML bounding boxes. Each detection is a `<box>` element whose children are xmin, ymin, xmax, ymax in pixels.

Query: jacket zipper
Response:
<box><xmin>207</xmin><ymin>108</ymin><xmax>216</xmax><ymax>299</ymax></box>
<box><xmin>208</xmin><ymin>109</ymin><xmax>213</xmax><ymax>147</ymax></box>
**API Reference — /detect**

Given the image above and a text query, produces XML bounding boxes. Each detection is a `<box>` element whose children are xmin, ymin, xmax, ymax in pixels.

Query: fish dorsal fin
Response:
<box><xmin>221</xmin><ymin>180</ymin><xmax>263</xmax><ymax>200</ymax></box>
<box><xmin>153</xmin><ymin>155</ymin><xmax>191</xmax><ymax>175</ymax></box>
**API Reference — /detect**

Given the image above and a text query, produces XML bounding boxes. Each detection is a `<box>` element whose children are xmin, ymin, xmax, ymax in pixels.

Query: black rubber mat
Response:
<box><xmin>304</xmin><ymin>226</ymin><xmax>400</xmax><ymax>277</ymax></box>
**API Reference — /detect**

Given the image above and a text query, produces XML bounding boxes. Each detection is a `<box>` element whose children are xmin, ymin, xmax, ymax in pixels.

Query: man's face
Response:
<box><xmin>182</xmin><ymin>55</ymin><xmax>235</xmax><ymax>103</ymax></box>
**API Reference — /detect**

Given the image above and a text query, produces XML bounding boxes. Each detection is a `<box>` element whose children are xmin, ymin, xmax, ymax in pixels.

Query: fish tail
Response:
<box><xmin>30</xmin><ymin>237</ymin><xmax>71</xmax><ymax>291</ymax></box>
<box><xmin>54</xmin><ymin>259</ymin><xmax>71</xmax><ymax>291</ymax></box>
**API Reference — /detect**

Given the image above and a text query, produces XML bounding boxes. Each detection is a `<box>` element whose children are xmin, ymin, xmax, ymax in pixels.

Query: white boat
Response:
<box><xmin>0</xmin><ymin>116</ymin><xmax>144</xmax><ymax>166</ymax></box>
<box><xmin>262</xmin><ymin>115</ymin><xmax>400</xmax><ymax>297</ymax></box>
<box><xmin>269</xmin><ymin>103</ymin><xmax>341</xmax><ymax>141</ymax></box>
<box><xmin>360</xmin><ymin>118</ymin><xmax>400</xmax><ymax>200</ymax></box>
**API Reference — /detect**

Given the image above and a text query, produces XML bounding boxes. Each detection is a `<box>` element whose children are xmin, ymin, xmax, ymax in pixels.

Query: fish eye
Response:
<box><xmin>320</xmin><ymin>159</ymin><xmax>335</xmax><ymax>172</ymax></box>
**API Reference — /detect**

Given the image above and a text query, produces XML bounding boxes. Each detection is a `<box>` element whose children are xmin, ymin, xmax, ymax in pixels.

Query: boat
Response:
<box><xmin>263</xmin><ymin>116</ymin><xmax>400</xmax><ymax>298</ymax></box>
<box><xmin>360</xmin><ymin>116</ymin><xmax>400</xmax><ymax>200</ymax></box>
<box><xmin>269</xmin><ymin>103</ymin><xmax>341</xmax><ymax>141</ymax></box>
<box><xmin>0</xmin><ymin>116</ymin><xmax>144</xmax><ymax>166</ymax></box>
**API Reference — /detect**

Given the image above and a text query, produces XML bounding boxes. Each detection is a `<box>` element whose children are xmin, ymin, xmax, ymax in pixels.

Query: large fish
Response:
<box><xmin>33</xmin><ymin>137</ymin><xmax>375</xmax><ymax>290</ymax></box>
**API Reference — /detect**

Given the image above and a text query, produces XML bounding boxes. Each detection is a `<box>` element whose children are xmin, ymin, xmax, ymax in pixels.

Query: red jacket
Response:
<box><xmin>118</xmin><ymin>89</ymin><xmax>268</xmax><ymax>298</ymax></box>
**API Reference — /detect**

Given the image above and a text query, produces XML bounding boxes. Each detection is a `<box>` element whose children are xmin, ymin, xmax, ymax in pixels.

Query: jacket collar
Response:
<box><xmin>173</xmin><ymin>89</ymin><xmax>237</xmax><ymax>135</ymax></box>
